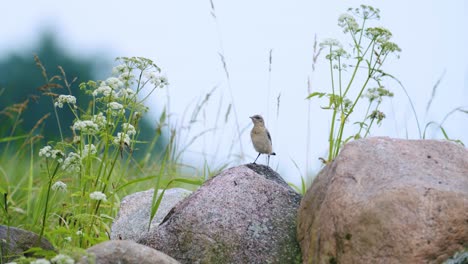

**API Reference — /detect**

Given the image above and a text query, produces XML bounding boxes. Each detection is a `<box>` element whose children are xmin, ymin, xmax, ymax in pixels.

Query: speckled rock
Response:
<box><xmin>298</xmin><ymin>137</ymin><xmax>468</xmax><ymax>264</ymax></box>
<box><xmin>79</xmin><ymin>240</ymin><xmax>179</xmax><ymax>264</ymax></box>
<box><xmin>0</xmin><ymin>225</ymin><xmax>55</xmax><ymax>262</ymax></box>
<box><xmin>138</xmin><ymin>164</ymin><xmax>302</xmax><ymax>264</ymax></box>
<box><xmin>111</xmin><ymin>188</ymin><xmax>191</xmax><ymax>241</ymax></box>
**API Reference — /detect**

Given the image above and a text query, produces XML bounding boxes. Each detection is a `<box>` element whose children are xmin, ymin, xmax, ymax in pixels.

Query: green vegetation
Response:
<box><xmin>0</xmin><ymin>4</ymin><xmax>466</xmax><ymax>264</ymax></box>
<box><xmin>0</xmin><ymin>57</ymin><xmax>208</xmax><ymax>261</ymax></box>
<box><xmin>307</xmin><ymin>5</ymin><xmax>401</xmax><ymax>163</ymax></box>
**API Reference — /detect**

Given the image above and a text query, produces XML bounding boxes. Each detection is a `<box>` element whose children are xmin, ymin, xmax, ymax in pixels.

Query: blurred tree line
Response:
<box><xmin>0</xmin><ymin>31</ymin><xmax>164</xmax><ymax>156</ymax></box>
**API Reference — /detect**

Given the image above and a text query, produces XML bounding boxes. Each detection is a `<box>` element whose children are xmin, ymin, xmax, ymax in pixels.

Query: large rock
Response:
<box><xmin>0</xmin><ymin>225</ymin><xmax>55</xmax><ymax>262</ymax></box>
<box><xmin>298</xmin><ymin>137</ymin><xmax>468</xmax><ymax>263</ymax></box>
<box><xmin>138</xmin><ymin>164</ymin><xmax>302</xmax><ymax>264</ymax></box>
<box><xmin>111</xmin><ymin>188</ymin><xmax>191</xmax><ymax>241</ymax></box>
<box><xmin>79</xmin><ymin>240</ymin><xmax>179</xmax><ymax>264</ymax></box>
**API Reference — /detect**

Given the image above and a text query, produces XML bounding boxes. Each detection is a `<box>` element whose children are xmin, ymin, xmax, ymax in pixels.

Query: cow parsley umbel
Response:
<box><xmin>37</xmin><ymin>56</ymin><xmax>168</xmax><ymax>246</ymax></box>
<box><xmin>308</xmin><ymin>5</ymin><xmax>401</xmax><ymax>162</ymax></box>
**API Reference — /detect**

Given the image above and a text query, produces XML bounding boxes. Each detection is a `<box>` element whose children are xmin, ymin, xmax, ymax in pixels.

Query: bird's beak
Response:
<box><xmin>249</xmin><ymin>116</ymin><xmax>253</xmax><ymax>120</ymax></box>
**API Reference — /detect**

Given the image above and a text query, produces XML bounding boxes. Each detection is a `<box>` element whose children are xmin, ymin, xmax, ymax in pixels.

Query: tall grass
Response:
<box><xmin>0</xmin><ymin>53</ymin><xmax>247</xmax><ymax>259</ymax></box>
<box><xmin>0</xmin><ymin>56</ymin><xmax>223</xmax><ymax>256</ymax></box>
<box><xmin>1</xmin><ymin>4</ymin><xmax>467</xmax><ymax>263</ymax></box>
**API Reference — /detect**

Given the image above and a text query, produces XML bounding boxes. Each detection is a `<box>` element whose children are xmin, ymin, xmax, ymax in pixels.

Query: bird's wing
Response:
<box><xmin>266</xmin><ymin>129</ymin><xmax>272</xmax><ymax>144</ymax></box>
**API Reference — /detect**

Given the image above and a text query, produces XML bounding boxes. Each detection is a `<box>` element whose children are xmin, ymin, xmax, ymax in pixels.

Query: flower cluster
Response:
<box><xmin>39</xmin><ymin>146</ymin><xmax>64</xmax><ymax>163</ymax></box>
<box><xmin>320</xmin><ymin>38</ymin><xmax>350</xmax><ymax>62</ymax></box>
<box><xmin>54</xmin><ymin>95</ymin><xmax>77</xmax><ymax>108</ymax></box>
<box><xmin>72</xmin><ymin>120</ymin><xmax>99</xmax><ymax>135</ymax></box>
<box><xmin>61</xmin><ymin>152</ymin><xmax>81</xmax><ymax>172</ymax></box>
<box><xmin>144</xmin><ymin>71</ymin><xmax>168</xmax><ymax>88</ymax></box>
<box><xmin>51</xmin><ymin>254</ymin><xmax>75</xmax><ymax>264</ymax></box>
<box><xmin>338</xmin><ymin>13</ymin><xmax>359</xmax><ymax>34</ymax></box>
<box><xmin>82</xmin><ymin>144</ymin><xmax>97</xmax><ymax>157</ymax></box>
<box><xmin>91</xmin><ymin>112</ymin><xmax>108</xmax><ymax>129</ymax></box>
<box><xmin>107</xmin><ymin>102</ymin><xmax>125</xmax><ymax>116</ymax></box>
<box><xmin>320</xmin><ymin>38</ymin><xmax>341</xmax><ymax>48</ymax></box>
<box><xmin>51</xmin><ymin>181</ymin><xmax>67</xmax><ymax>192</ymax></box>
<box><xmin>364</xmin><ymin>87</ymin><xmax>394</xmax><ymax>103</ymax></box>
<box><xmin>122</xmin><ymin>123</ymin><xmax>136</xmax><ymax>136</ymax></box>
<box><xmin>113</xmin><ymin>132</ymin><xmax>131</xmax><ymax>146</ymax></box>
<box><xmin>90</xmin><ymin>191</ymin><xmax>107</xmax><ymax>202</ymax></box>
<box><xmin>369</xmin><ymin>110</ymin><xmax>386</xmax><ymax>124</ymax></box>
<box><xmin>348</xmin><ymin>5</ymin><xmax>380</xmax><ymax>20</ymax></box>
<box><xmin>92</xmin><ymin>84</ymin><xmax>116</xmax><ymax>97</ymax></box>
<box><xmin>35</xmin><ymin>56</ymin><xmax>169</xmax><ymax>247</ymax></box>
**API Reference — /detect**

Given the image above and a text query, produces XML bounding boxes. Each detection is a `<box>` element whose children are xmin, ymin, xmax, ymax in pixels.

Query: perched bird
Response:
<box><xmin>250</xmin><ymin>115</ymin><xmax>276</xmax><ymax>166</ymax></box>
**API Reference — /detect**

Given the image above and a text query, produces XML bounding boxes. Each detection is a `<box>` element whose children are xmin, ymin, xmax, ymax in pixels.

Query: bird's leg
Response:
<box><xmin>253</xmin><ymin>153</ymin><xmax>261</xmax><ymax>164</ymax></box>
<box><xmin>267</xmin><ymin>154</ymin><xmax>270</xmax><ymax>166</ymax></box>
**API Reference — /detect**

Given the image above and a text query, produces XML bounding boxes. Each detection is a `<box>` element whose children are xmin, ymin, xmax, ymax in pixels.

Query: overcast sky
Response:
<box><xmin>1</xmin><ymin>1</ymin><xmax>467</xmax><ymax>185</ymax></box>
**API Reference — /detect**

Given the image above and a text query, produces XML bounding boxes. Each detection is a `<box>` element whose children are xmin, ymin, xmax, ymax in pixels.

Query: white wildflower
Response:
<box><xmin>113</xmin><ymin>132</ymin><xmax>131</xmax><ymax>146</ymax></box>
<box><xmin>90</xmin><ymin>191</ymin><xmax>107</xmax><ymax>202</ymax></box>
<box><xmin>320</xmin><ymin>38</ymin><xmax>342</xmax><ymax>48</ymax></box>
<box><xmin>105</xmin><ymin>77</ymin><xmax>123</xmax><ymax>89</ymax></box>
<box><xmin>92</xmin><ymin>85</ymin><xmax>115</xmax><ymax>97</ymax></box>
<box><xmin>144</xmin><ymin>71</ymin><xmax>161</xmax><ymax>86</ymax></box>
<box><xmin>39</xmin><ymin>146</ymin><xmax>52</xmax><ymax>157</ymax></box>
<box><xmin>76</xmin><ymin>230</ymin><xmax>83</xmax><ymax>236</ymax></box>
<box><xmin>119</xmin><ymin>72</ymin><xmax>135</xmax><ymax>83</ymax></box>
<box><xmin>62</xmin><ymin>152</ymin><xmax>81</xmax><ymax>172</ymax></box>
<box><xmin>51</xmin><ymin>181</ymin><xmax>67</xmax><ymax>192</ymax></box>
<box><xmin>82</xmin><ymin>144</ymin><xmax>97</xmax><ymax>157</ymax></box>
<box><xmin>118</xmin><ymin>88</ymin><xmax>135</xmax><ymax>97</ymax></box>
<box><xmin>107</xmin><ymin>102</ymin><xmax>125</xmax><ymax>116</ymax></box>
<box><xmin>72</xmin><ymin>120</ymin><xmax>99</xmax><ymax>134</ymax></box>
<box><xmin>112</xmin><ymin>64</ymin><xmax>131</xmax><ymax>76</ymax></box>
<box><xmin>108</xmin><ymin>102</ymin><xmax>123</xmax><ymax>110</ymax></box>
<box><xmin>54</xmin><ymin>95</ymin><xmax>77</xmax><ymax>108</ymax></box>
<box><xmin>39</xmin><ymin>146</ymin><xmax>64</xmax><ymax>162</ymax></box>
<box><xmin>31</xmin><ymin>259</ymin><xmax>51</xmax><ymax>264</ymax></box>
<box><xmin>338</xmin><ymin>13</ymin><xmax>359</xmax><ymax>33</ymax></box>
<box><xmin>122</xmin><ymin>123</ymin><xmax>136</xmax><ymax>136</ymax></box>
<box><xmin>159</xmin><ymin>75</ymin><xmax>168</xmax><ymax>88</ymax></box>
<box><xmin>91</xmin><ymin>112</ymin><xmax>107</xmax><ymax>129</ymax></box>
<box><xmin>64</xmin><ymin>236</ymin><xmax>72</xmax><ymax>242</ymax></box>
<box><xmin>51</xmin><ymin>254</ymin><xmax>75</xmax><ymax>264</ymax></box>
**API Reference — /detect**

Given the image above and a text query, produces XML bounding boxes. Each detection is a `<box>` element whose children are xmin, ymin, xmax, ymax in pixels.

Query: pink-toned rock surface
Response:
<box><xmin>79</xmin><ymin>240</ymin><xmax>179</xmax><ymax>264</ymax></box>
<box><xmin>138</xmin><ymin>164</ymin><xmax>302</xmax><ymax>264</ymax></box>
<box><xmin>298</xmin><ymin>137</ymin><xmax>468</xmax><ymax>264</ymax></box>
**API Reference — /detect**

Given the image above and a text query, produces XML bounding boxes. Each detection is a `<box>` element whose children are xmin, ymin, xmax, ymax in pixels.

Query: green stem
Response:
<box><xmin>342</xmin><ymin>58</ymin><xmax>363</xmax><ymax>99</ymax></box>
<box><xmin>327</xmin><ymin>46</ymin><xmax>337</xmax><ymax>162</ymax></box>
<box><xmin>357</xmin><ymin>102</ymin><xmax>373</xmax><ymax>135</ymax></box>
<box><xmin>333</xmin><ymin>69</ymin><xmax>374</xmax><ymax>158</ymax></box>
<box><xmin>328</xmin><ymin>109</ymin><xmax>338</xmax><ymax>162</ymax></box>
<box><xmin>38</xmin><ymin>161</ymin><xmax>60</xmax><ymax>243</ymax></box>
<box><xmin>364</xmin><ymin>103</ymin><xmax>380</xmax><ymax>137</ymax></box>
<box><xmin>357</xmin><ymin>18</ymin><xmax>367</xmax><ymax>49</ymax></box>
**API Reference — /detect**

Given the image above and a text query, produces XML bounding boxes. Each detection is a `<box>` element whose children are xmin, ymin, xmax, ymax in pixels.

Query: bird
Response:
<box><xmin>250</xmin><ymin>115</ymin><xmax>276</xmax><ymax>166</ymax></box>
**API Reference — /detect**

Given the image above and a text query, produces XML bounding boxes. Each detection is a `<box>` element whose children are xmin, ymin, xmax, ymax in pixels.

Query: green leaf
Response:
<box><xmin>114</xmin><ymin>175</ymin><xmax>158</xmax><ymax>192</ymax></box>
<box><xmin>306</xmin><ymin>92</ymin><xmax>326</xmax><ymax>99</ymax></box>
<box><xmin>149</xmin><ymin>177</ymin><xmax>203</xmax><ymax>230</ymax></box>
<box><xmin>0</xmin><ymin>134</ymin><xmax>29</xmax><ymax>143</ymax></box>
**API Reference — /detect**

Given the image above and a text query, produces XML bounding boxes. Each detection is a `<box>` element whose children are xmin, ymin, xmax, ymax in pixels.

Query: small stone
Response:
<box><xmin>0</xmin><ymin>225</ymin><xmax>55</xmax><ymax>262</ymax></box>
